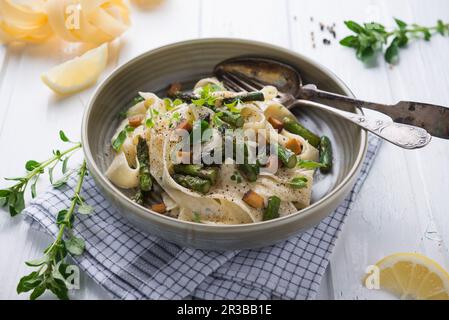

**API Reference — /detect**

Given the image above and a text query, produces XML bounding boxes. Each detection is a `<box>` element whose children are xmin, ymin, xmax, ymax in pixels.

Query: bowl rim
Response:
<box><xmin>82</xmin><ymin>37</ymin><xmax>368</xmax><ymax>232</ymax></box>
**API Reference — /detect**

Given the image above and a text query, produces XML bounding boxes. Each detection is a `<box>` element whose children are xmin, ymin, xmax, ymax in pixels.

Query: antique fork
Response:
<box><xmin>215</xmin><ymin>70</ymin><xmax>432</xmax><ymax>150</ymax></box>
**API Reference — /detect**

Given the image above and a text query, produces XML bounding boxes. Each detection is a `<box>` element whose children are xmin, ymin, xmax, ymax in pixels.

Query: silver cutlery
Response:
<box><xmin>214</xmin><ymin>57</ymin><xmax>444</xmax><ymax>149</ymax></box>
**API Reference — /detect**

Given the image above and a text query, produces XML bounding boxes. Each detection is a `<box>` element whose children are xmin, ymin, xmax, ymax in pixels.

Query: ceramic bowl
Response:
<box><xmin>82</xmin><ymin>38</ymin><xmax>367</xmax><ymax>250</ymax></box>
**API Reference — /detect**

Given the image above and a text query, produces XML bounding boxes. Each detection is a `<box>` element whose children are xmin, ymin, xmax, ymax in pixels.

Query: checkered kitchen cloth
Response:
<box><xmin>24</xmin><ymin>135</ymin><xmax>381</xmax><ymax>300</ymax></box>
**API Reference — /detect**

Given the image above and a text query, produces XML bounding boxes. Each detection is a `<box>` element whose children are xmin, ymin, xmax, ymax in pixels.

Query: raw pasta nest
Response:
<box><xmin>0</xmin><ymin>0</ymin><xmax>130</xmax><ymax>44</ymax></box>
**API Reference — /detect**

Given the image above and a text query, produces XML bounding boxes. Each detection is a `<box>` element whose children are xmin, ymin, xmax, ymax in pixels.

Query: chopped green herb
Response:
<box><xmin>192</xmin><ymin>212</ymin><xmax>202</xmax><ymax>223</ymax></box>
<box><xmin>289</xmin><ymin>176</ymin><xmax>308</xmax><ymax>189</ymax></box>
<box><xmin>192</xmin><ymin>84</ymin><xmax>218</xmax><ymax>108</ymax></box>
<box><xmin>125</xmin><ymin>125</ymin><xmax>135</xmax><ymax>133</ymax></box>
<box><xmin>171</xmin><ymin>112</ymin><xmax>181</xmax><ymax>123</ymax></box>
<box><xmin>112</xmin><ymin>130</ymin><xmax>127</xmax><ymax>152</ymax></box>
<box><xmin>163</xmin><ymin>98</ymin><xmax>173</xmax><ymax>110</ymax></box>
<box><xmin>112</xmin><ymin>124</ymin><xmax>134</xmax><ymax>152</ymax></box>
<box><xmin>145</xmin><ymin>118</ymin><xmax>154</xmax><ymax>128</ymax></box>
<box><xmin>164</xmin><ymin>97</ymin><xmax>183</xmax><ymax>111</ymax></box>
<box><xmin>297</xmin><ymin>159</ymin><xmax>325</xmax><ymax>170</ymax></box>
<box><xmin>224</xmin><ymin>99</ymin><xmax>241</xmax><ymax>113</ymax></box>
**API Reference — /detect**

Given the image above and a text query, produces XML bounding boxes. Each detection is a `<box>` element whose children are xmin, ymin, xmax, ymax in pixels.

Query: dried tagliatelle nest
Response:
<box><xmin>0</xmin><ymin>0</ymin><xmax>130</xmax><ymax>45</ymax></box>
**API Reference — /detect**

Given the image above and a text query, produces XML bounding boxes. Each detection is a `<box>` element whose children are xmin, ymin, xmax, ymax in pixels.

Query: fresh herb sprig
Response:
<box><xmin>340</xmin><ymin>18</ymin><xmax>449</xmax><ymax>63</ymax></box>
<box><xmin>112</xmin><ymin>125</ymin><xmax>134</xmax><ymax>151</ymax></box>
<box><xmin>17</xmin><ymin>161</ymin><xmax>91</xmax><ymax>300</ymax></box>
<box><xmin>192</xmin><ymin>84</ymin><xmax>219</xmax><ymax>108</ymax></box>
<box><xmin>0</xmin><ymin>131</ymin><xmax>82</xmax><ymax>216</ymax></box>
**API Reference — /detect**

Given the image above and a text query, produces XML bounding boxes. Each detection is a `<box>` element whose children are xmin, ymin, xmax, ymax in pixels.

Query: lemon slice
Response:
<box><xmin>368</xmin><ymin>253</ymin><xmax>449</xmax><ymax>300</ymax></box>
<box><xmin>41</xmin><ymin>43</ymin><xmax>108</xmax><ymax>95</ymax></box>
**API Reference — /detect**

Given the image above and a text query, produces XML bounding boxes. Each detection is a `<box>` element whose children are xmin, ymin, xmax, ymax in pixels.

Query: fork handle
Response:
<box><xmin>289</xmin><ymin>99</ymin><xmax>431</xmax><ymax>149</ymax></box>
<box><xmin>298</xmin><ymin>84</ymin><xmax>382</xmax><ymax>110</ymax></box>
<box><xmin>297</xmin><ymin>84</ymin><xmax>449</xmax><ymax>140</ymax></box>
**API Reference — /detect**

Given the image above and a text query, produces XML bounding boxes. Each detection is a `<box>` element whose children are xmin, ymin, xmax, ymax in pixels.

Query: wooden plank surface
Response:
<box><xmin>0</xmin><ymin>0</ymin><xmax>448</xmax><ymax>300</ymax></box>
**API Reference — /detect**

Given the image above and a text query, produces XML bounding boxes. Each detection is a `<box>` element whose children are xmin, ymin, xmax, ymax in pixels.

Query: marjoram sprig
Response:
<box><xmin>340</xmin><ymin>18</ymin><xmax>449</xmax><ymax>63</ymax></box>
<box><xmin>0</xmin><ymin>131</ymin><xmax>93</xmax><ymax>299</ymax></box>
<box><xmin>17</xmin><ymin>160</ymin><xmax>91</xmax><ymax>300</ymax></box>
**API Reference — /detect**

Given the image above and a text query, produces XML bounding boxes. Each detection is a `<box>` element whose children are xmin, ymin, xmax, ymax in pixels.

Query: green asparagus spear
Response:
<box><xmin>223</xmin><ymin>92</ymin><xmax>265</xmax><ymax>104</ymax></box>
<box><xmin>276</xmin><ymin>144</ymin><xmax>297</xmax><ymax>168</ymax></box>
<box><xmin>319</xmin><ymin>136</ymin><xmax>333</xmax><ymax>173</ymax></box>
<box><xmin>283</xmin><ymin>117</ymin><xmax>321</xmax><ymax>148</ymax></box>
<box><xmin>172</xmin><ymin>92</ymin><xmax>265</xmax><ymax>104</ymax></box>
<box><xmin>238</xmin><ymin>163</ymin><xmax>260</xmax><ymax>182</ymax></box>
<box><xmin>217</xmin><ymin>111</ymin><xmax>244</xmax><ymax>128</ymax></box>
<box><xmin>173</xmin><ymin>164</ymin><xmax>219</xmax><ymax>185</ymax></box>
<box><xmin>136</xmin><ymin>137</ymin><xmax>152</xmax><ymax>191</ymax></box>
<box><xmin>263</xmin><ymin>196</ymin><xmax>281</xmax><ymax>221</ymax></box>
<box><xmin>173</xmin><ymin>174</ymin><xmax>211</xmax><ymax>194</ymax></box>
<box><xmin>169</xmin><ymin>92</ymin><xmax>196</xmax><ymax>102</ymax></box>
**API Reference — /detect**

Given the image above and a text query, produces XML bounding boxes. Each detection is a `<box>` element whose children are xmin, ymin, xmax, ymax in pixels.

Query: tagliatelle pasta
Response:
<box><xmin>0</xmin><ymin>0</ymin><xmax>52</xmax><ymax>43</ymax></box>
<box><xmin>46</xmin><ymin>0</ymin><xmax>130</xmax><ymax>44</ymax></box>
<box><xmin>106</xmin><ymin>78</ymin><xmax>328</xmax><ymax>225</ymax></box>
<box><xmin>0</xmin><ymin>0</ymin><xmax>130</xmax><ymax>44</ymax></box>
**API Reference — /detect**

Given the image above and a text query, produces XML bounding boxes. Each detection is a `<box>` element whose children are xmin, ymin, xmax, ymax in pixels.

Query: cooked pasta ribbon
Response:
<box><xmin>106</xmin><ymin>78</ymin><xmax>322</xmax><ymax>225</ymax></box>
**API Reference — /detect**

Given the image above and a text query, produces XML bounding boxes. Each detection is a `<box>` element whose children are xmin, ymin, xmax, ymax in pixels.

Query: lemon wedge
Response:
<box><xmin>367</xmin><ymin>253</ymin><xmax>449</xmax><ymax>300</ymax></box>
<box><xmin>41</xmin><ymin>43</ymin><xmax>108</xmax><ymax>95</ymax></box>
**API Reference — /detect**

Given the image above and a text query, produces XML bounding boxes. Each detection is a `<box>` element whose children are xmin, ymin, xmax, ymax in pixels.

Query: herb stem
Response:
<box><xmin>27</xmin><ymin>143</ymin><xmax>82</xmax><ymax>181</ymax></box>
<box><xmin>52</xmin><ymin>160</ymin><xmax>87</xmax><ymax>252</ymax></box>
<box><xmin>385</xmin><ymin>24</ymin><xmax>449</xmax><ymax>36</ymax></box>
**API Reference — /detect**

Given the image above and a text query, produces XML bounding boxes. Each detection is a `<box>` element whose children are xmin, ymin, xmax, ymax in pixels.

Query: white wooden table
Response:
<box><xmin>1</xmin><ymin>0</ymin><xmax>448</xmax><ymax>300</ymax></box>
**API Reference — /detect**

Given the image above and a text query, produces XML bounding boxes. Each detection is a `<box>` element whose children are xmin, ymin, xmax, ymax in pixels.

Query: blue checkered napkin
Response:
<box><xmin>24</xmin><ymin>134</ymin><xmax>381</xmax><ymax>300</ymax></box>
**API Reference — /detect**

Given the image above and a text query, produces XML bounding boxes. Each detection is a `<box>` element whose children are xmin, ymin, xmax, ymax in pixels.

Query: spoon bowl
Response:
<box><xmin>214</xmin><ymin>57</ymin><xmax>302</xmax><ymax>97</ymax></box>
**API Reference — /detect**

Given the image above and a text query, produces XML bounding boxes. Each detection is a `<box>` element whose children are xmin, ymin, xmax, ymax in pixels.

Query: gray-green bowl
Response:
<box><xmin>82</xmin><ymin>38</ymin><xmax>367</xmax><ymax>250</ymax></box>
